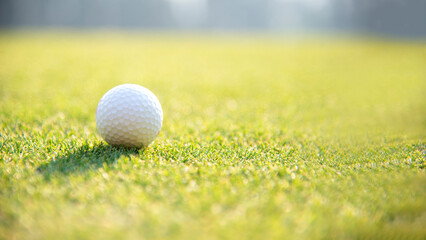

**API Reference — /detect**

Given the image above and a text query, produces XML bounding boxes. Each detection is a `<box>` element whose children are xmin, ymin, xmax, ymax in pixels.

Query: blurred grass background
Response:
<box><xmin>0</xmin><ymin>33</ymin><xmax>425</xmax><ymax>239</ymax></box>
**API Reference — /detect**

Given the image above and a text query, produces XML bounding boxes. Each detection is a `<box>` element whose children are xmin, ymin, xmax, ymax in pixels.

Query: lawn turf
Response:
<box><xmin>0</xmin><ymin>33</ymin><xmax>425</xmax><ymax>240</ymax></box>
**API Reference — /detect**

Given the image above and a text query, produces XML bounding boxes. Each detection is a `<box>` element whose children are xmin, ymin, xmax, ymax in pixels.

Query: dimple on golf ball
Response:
<box><xmin>96</xmin><ymin>84</ymin><xmax>163</xmax><ymax>148</ymax></box>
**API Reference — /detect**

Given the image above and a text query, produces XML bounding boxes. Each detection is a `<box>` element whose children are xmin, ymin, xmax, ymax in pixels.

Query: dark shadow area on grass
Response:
<box><xmin>37</xmin><ymin>143</ymin><xmax>142</xmax><ymax>179</ymax></box>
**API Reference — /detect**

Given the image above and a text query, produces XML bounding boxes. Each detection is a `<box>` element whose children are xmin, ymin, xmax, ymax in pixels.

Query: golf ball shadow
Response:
<box><xmin>37</xmin><ymin>142</ymin><xmax>142</xmax><ymax>178</ymax></box>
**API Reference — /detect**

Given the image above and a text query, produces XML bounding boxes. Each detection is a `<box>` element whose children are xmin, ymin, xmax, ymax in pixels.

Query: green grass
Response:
<box><xmin>0</xmin><ymin>32</ymin><xmax>425</xmax><ymax>240</ymax></box>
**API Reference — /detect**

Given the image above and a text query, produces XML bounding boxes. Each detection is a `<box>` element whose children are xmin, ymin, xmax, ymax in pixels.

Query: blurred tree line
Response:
<box><xmin>0</xmin><ymin>0</ymin><xmax>425</xmax><ymax>37</ymax></box>
<box><xmin>332</xmin><ymin>0</ymin><xmax>426</xmax><ymax>37</ymax></box>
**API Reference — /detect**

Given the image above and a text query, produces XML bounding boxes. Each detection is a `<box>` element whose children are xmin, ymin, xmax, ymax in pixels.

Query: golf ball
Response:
<box><xmin>96</xmin><ymin>84</ymin><xmax>163</xmax><ymax>148</ymax></box>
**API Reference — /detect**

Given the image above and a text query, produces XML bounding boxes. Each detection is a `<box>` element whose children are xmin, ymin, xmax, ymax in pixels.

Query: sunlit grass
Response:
<box><xmin>0</xmin><ymin>32</ymin><xmax>425</xmax><ymax>240</ymax></box>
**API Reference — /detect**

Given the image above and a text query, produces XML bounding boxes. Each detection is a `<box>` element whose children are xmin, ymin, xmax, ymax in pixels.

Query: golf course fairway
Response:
<box><xmin>1</xmin><ymin>33</ymin><xmax>425</xmax><ymax>240</ymax></box>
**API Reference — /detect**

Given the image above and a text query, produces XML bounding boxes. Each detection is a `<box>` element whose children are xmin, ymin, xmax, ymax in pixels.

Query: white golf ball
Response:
<box><xmin>96</xmin><ymin>84</ymin><xmax>163</xmax><ymax>148</ymax></box>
